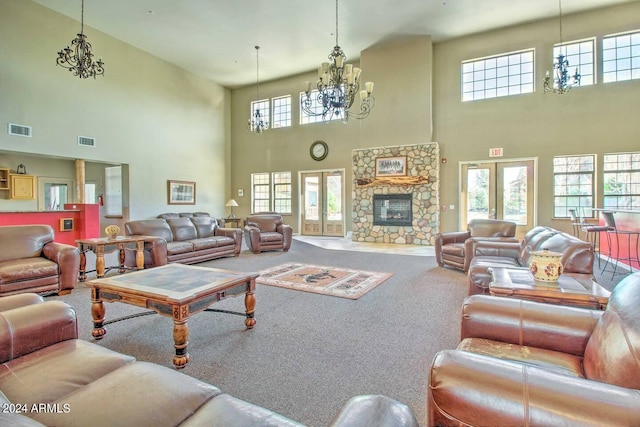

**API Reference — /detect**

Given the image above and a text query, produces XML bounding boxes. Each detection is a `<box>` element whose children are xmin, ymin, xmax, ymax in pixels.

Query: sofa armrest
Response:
<box><xmin>215</xmin><ymin>227</ymin><xmax>243</xmax><ymax>255</ymax></box>
<box><xmin>277</xmin><ymin>224</ymin><xmax>293</xmax><ymax>251</ymax></box>
<box><xmin>471</xmin><ymin>239</ymin><xmax>521</xmax><ymax>259</ymax></box>
<box><xmin>429</xmin><ymin>350</ymin><xmax>640</xmax><ymax>427</ymax></box>
<box><xmin>461</xmin><ymin>295</ymin><xmax>602</xmax><ymax>355</ymax></box>
<box><xmin>0</xmin><ymin>301</ymin><xmax>77</xmax><ymax>363</ymax></box>
<box><xmin>0</xmin><ymin>293</ymin><xmax>44</xmax><ymax>312</ymax></box>
<box><xmin>329</xmin><ymin>395</ymin><xmax>419</xmax><ymax>427</ymax></box>
<box><xmin>42</xmin><ymin>241</ymin><xmax>80</xmax><ymax>293</ymax></box>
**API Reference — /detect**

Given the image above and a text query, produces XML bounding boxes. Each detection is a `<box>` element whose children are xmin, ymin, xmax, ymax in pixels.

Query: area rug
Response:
<box><xmin>256</xmin><ymin>263</ymin><xmax>393</xmax><ymax>299</ymax></box>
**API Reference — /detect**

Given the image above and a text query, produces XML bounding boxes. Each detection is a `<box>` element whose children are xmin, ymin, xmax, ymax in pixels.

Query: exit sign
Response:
<box><xmin>489</xmin><ymin>148</ymin><xmax>503</xmax><ymax>157</ymax></box>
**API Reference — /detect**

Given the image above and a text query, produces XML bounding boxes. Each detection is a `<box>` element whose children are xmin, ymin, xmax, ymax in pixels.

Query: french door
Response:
<box><xmin>301</xmin><ymin>170</ymin><xmax>344</xmax><ymax>236</ymax></box>
<box><xmin>461</xmin><ymin>160</ymin><xmax>535</xmax><ymax>239</ymax></box>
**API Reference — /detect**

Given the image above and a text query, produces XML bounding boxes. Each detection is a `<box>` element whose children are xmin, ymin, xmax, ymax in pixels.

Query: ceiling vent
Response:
<box><xmin>78</xmin><ymin>136</ymin><xmax>96</xmax><ymax>147</ymax></box>
<box><xmin>8</xmin><ymin>123</ymin><xmax>32</xmax><ymax>137</ymax></box>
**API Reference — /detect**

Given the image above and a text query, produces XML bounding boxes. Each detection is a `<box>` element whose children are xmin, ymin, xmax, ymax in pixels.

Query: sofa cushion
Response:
<box><xmin>31</xmin><ymin>361</ymin><xmax>222</xmax><ymax>427</ymax></box>
<box><xmin>190</xmin><ymin>216</ymin><xmax>218</xmax><ymax>238</ymax></box>
<box><xmin>0</xmin><ymin>340</ymin><xmax>135</xmax><ymax>408</ymax></box>
<box><xmin>0</xmin><ymin>258</ymin><xmax>58</xmax><ymax>284</ymax></box>
<box><xmin>167</xmin><ymin>241</ymin><xmax>195</xmax><ymax>255</ymax></box>
<box><xmin>167</xmin><ymin>217</ymin><xmax>198</xmax><ymax>241</ymax></box>
<box><xmin>441</xmin><ymin>242</ymin><xmax>464</xmax><ymax>257</ymax></box>
<box><xmin>0</xmin><ymin>225</ymin><xmax>53</xmax><ymax>262</ymax></box>
<box><xmin>260</xmin><ymin>232</ymin><xmax>284</xmax><ymax>243</ymax></box>
<box><xmin>190</xmin><ymin>236</ymin><xmax>235</xmax><ymax>250</ymax></box>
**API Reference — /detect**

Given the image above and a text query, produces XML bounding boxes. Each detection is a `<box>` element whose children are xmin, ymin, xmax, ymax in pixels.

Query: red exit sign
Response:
<box><xmin>489</xmin><ymin>148</ymin><xmax>503</xmax><ymax>157</ymax></box>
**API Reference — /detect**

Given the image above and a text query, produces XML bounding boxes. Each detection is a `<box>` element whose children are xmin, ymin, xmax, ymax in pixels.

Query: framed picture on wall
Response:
<box><xmin>168</xmin><ymin>180</ymin><xmax>196</xmax><ymax>205</ymax></box>
<box><xmin>375</xmin><ymin>156</ymin><xmax>407</xmax><ymax>177</ymax></box>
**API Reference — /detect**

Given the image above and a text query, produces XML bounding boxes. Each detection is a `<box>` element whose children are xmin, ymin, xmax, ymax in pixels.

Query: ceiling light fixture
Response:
<box><xmin>248</xmin><ymin>46</ymin><xmax>269</xmax><ymax>133</ymax></box>
<box><xmin>301</xmin><ymin>0</ymin><xmax>375</xmax><ymax>123</ymax></box>
<box><xmin>543</xmin><ymin>0</ymin><xmax>580</xmax><ymax>94</ymax></box>
<box><xmin>56</xmin><ymin>0</ymin><xmax>104</xmax><ymax>79</ymax></box>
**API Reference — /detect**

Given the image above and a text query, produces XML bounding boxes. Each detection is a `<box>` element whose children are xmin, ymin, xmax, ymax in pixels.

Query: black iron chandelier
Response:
<box><xmin>248</xmin><ymin>46</ymin><xmax>269</xmax><ymax>133</ymax></box>
<box><xmin>543</xmin><ymin>0</ymin><xmax>580</xmax><ymax>94</ymax></box>
<box><xmin>56</xmin><ymin>0</ymin><xmax>104</xmax><ymax>79</ymax></box>
<box><xmin>301</xmin><ymin>0</ymin><xmax>375</xmax><ymax>123</ymax></box>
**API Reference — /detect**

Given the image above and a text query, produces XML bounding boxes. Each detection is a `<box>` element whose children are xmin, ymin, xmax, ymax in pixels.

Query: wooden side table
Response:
<box><xmin>223</xmin><ymin>217</ymin><xmax>242</xmax><ymax>228</ymax></box>
<box><xmin>76</xmin><ymin>236</ymin><xmax>148</xmax><ymax>281</ymax></box>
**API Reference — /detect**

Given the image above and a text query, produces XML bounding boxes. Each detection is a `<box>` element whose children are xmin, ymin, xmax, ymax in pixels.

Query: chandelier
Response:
<box><xmin>248</xmin><ymin>46</ymin><xmax>269</xmax><ymax>133</ymax></box>
<box><xmin>56</xmin><ymin>0</ymin><xmax>104</xmax><ymax>79</ymax></box>
<box><xmin>301</xmin><ymin>0</ymin><xmax>375</xmax><ymax>123</ymax></box>
<box><xmin>543</xmin><ymin>0</ymin><xmax>580</xmax><ymax>94</ymax></box>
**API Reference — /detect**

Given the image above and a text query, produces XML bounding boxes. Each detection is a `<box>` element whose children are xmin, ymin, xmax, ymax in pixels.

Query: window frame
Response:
<box><xmin>603</xmin><ymin>152</ymin><xmax>640</xmax><ymax>210</ymax></box>
<box><xmin>104</xmin><ymin>165</ymin><xmax>123</xmax><ymax>217</ymax></box>
<box><xmin>602</xmin><ymin>29</ymin><xmax>640</xmax><ymax>83</ymax></box>
<box><xmin>552</xmin><ymin>155</ymin><xmax>596</xmax><ymax>219</ymax></box>
<box><xmin>552</xmin><ymin>37</ymin><xmax>596</xmax><ymax>87</ymax></box>
<box><xmin>299</xmin><ymin>89</ymin><xmax>341</xmax><ymax>124</ymax></box>
<box><xmin>251</xmin><ymin>171</ymin><xmax>292</xmax><ymax>214</ymax></box>
<box><xmin>271</xmin><ymin>95</ymin><xmax>292</xmax><ymax>128</ymax></box>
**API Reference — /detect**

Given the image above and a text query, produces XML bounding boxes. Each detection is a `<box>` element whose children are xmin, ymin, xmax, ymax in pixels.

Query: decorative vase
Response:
<box><xmin>105</xmin><ymin>225</ymin><xmax>120</xmax><ymax>240</ymax></box>
<box><xmin>529</xmin><ymin>248</ymin><xmax>563</xmax><ymax>282</ymax></box>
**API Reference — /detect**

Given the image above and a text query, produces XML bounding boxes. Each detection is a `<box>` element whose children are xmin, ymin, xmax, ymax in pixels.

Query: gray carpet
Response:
<box><xmin>49</xmin><ymin>241</ymin><xmax>623</xmax><ymax>426</ymax></box>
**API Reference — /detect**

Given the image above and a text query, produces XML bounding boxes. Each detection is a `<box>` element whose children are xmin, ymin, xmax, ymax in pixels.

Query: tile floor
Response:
<box><xmin>292</xmin><ymin>235</ymin><xmax>434</xmax><ymax>257</ymax></box>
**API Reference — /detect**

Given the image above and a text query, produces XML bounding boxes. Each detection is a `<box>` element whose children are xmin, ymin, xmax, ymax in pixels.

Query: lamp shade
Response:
<box><xmin>225</xmin><ymin>199</ymin><xmax>239</xmax><ymax>207</ymax></box>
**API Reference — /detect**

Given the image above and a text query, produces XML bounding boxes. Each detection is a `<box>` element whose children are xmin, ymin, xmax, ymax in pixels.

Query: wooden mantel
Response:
<box><xmin>355</xmin><ymin>175</ymin><xmax>430</xmax><ymax>188</ymax></box>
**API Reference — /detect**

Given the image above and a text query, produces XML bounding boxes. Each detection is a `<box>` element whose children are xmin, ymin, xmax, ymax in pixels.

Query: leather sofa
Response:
<box><xmin>467</xmin><ymin>225</ymin><xmax>594</xmax><ymax>295</ymax></box>
<box><xmin>427</xmin><ymin>271</ymin><xmax>640</xmax><ymax>427</ymax></box>
<box><xmin>0</xmin><ymin>294</ymin><xmax>419</xmax><ymax>427</ymax></box>
<box><xmin>434</xmin><ymin>219</ymin><xmax>517</xmax><ymax>272</ymax></box>
<box><xmin>244</xmin><ymin>213</ymin><xmax>293</xmax><ymax>254</ymax></box>
<box><xmin>124</xmin><ymin>216</ymin><xmax>242</xmax><ymax>266</ymax></box>
<box><xmin>0</xmin><ymin>225</ymin><xmax>80</xmax><ymax>296</ymax></box>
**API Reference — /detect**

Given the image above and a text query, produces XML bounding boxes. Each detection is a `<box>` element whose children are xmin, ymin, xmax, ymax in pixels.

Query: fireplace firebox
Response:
<box><xmin>373</xmin><ymin>194</ymin><xmax>412</xmax><ymax>226</ymax></box>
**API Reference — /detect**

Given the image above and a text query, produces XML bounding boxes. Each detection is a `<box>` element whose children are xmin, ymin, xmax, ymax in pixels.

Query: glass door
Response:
<box><xmin>301</xmin><ymin>171</ymin><xmax>344</xmax><ymax>236</ymax></box>
<box><xmin>461</xmin><ymin>160</ymin><xmax>535</xmax><ymax>239</ymax></box>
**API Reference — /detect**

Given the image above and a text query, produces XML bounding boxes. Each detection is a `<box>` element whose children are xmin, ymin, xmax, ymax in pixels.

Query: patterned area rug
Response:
<box><xmin>256</xmin><ymin>263</ymin><xmax>393</xmax><ymax>299</ymax></box>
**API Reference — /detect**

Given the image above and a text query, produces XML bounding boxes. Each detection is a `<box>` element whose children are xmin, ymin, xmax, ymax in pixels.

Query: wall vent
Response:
<box><xmin>78</xmin><ymin>136</ymin><xmax>96</xmax><ymax>147</ymax></box>
<box><xmin>8</xmin><ymin>123</ymin><xmax>32</xmax><ymax>137</ymax></box>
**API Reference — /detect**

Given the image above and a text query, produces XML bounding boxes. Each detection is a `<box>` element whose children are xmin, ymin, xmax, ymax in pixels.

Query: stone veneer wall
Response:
<box><xmin>352</xmin><ymin>143</ymin><xmax>440</xmax><ymax>245</ymax></box>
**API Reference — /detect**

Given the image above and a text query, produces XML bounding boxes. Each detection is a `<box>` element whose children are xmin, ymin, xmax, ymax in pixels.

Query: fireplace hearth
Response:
<box><xmin>373</xmin><ymin>194</ymin><xmax>412</xmax><ymax>226</ymax></box>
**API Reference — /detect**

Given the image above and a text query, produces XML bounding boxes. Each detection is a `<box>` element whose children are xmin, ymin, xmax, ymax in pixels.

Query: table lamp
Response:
<box><xmin>225</xmin><ymin>199</ymin><xmax>239</xmax><ymax>218</ymax></box>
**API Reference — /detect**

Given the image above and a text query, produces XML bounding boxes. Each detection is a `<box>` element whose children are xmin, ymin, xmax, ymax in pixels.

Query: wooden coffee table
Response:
<box><xmin>488</xmin><ymin>267</ymin><xmax>610</xmax><ymax>310</ymax></box>
<box><xmin>87</xmin><ymin>263</ymin><xmax>258</xmax><ymax>369</ymax></box>
<box><xmin>77</xmin><ymin>236</ymin><xmax>150</xmax><ymax>281</ymax></box>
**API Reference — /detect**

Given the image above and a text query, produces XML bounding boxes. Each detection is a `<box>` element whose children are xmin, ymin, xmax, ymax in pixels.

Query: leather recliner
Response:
<box><xmin>244</xmin><ymin>213</ymin><xmax>293</xmax><ymax>254</ymax></box>
<box><xmin>427</xmin><ymin>271</ymin><xmax>640</xmax><ymax>426</ymax></box>
<box><xmin>434</xmin><ymin>219</ymin><xmax>517</xmax><ymax>272</ymax></box>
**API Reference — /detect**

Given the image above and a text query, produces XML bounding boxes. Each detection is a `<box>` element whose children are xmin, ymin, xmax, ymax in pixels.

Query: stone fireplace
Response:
<box><xmin>352</xmin><ymin>143</ymin><xmax>440</xmax><ymax>245</ymax></box>
<box><xmin>373</xmin><ymin>194</ymin><xmax>412</xmax><ymax>226</ymax></box>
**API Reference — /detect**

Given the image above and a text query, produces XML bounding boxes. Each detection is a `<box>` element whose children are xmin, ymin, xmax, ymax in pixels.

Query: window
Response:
<box><xmin>603</xmin><ymin>30</ymin><xmax>640</xmax><ymax>83</ymax></box>
<box><xmin>462</xmin><ymin>49</ymin><xmax>535</xmax><ymax>102</ymax></box>
<box><xmin>251</xmin><ymin>172</ymin><xmax>292</xmax><ymax>214</ymax></box>
<box><xmin>250</xmin><ymin>99</ymin><xmax>270</xmax><ymax>126</ymax></box>
<box><xmin>603</xmin><ymin>152</ymin><xmax>640</xmax><ymax>210</ymax></box>
<box><xmin>104</xmin><ymin>166</ymin><xmax>123</xmax><ymax>217</ymax></box>
<box><xmin>300</xmin><ymin>90</ymin><xmax>341</xmax><ymax>124</ymax></box>
<box><xmin>553</xmin><ymin>39</ymin><xmax>595</xmax><ymax>86</ymax></box>
<box><xmin>553</xmin><ymin>155</ymin><xmax>595</xmax><ymax>218</ymax></box>
<box><xmin>272</xmin><ymin>95</ymin><xmax>291</xmax><ymax>128</ymax></box>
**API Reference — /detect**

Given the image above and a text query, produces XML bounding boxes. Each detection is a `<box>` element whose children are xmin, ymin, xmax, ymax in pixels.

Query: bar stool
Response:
<box><xmin>601</xmin><ymin>211</ymin><xmax>640</xmax><ymax>277</ymax></box>
<box><xmin>569</xmin><ymin>208</ymin><xmax>610</xmax><ymax>269</ymax></box>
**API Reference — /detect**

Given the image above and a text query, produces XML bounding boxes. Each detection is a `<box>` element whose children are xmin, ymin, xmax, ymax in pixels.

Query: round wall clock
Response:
<box><xmin>310</xmin><ymin>140</ymin><xmax>328</xmax><ymax>161</ymax></box>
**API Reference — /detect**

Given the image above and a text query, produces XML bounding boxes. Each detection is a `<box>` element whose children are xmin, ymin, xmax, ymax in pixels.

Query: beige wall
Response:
<box><xmin>434</xmin><ymin>2</ymin><xmax>640</xmax><ymax>234</ymax></box>
<box><xmin>0</xmin><ymin>0</ymin><xmax>230</xmax><ymax>219</ymax></box>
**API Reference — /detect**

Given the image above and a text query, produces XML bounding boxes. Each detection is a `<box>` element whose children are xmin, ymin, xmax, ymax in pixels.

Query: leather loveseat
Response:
<box><xmin>244</xmin><ymin>213</ymin><xmax>293</xmax><ymax>254</ymax></box>
<box><xmin>427</xmin><ymin>272</ymin><xmax>640</xmax><ymax>427</ymax></box>
<box><xmin>0</xmin><ymin>294</ymin><xmax>419</xmax><ymax>427</ymax></box>
<box><xmin>434</xmin><ymin>218</ymin><xmax>517</xmax><ymax>272</ymax></box>
<box><xmin>0</xmin><ymin>225</ymin><xmax>80</xmax><ymax>297</ymax></box>
<box><xmin>125</xmin><ymin>216</ymin><xmax>242</xmax><ymax>266</ymax></box>
<box><xmin>467</xmin><ymin>225</ymin><xmax>594</xmax><ymax>295</ymax></box>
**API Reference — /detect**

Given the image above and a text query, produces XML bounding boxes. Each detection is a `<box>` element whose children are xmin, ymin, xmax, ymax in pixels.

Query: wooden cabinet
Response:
<box><xmin>10</xmin><ymin>174</ymin><xmax>36</xmax><ymax>200</ymax></box>
<box><xmin>0</xmin><ymin>168</ymin><xmax>9</xmax><ymax>190</ymax></box>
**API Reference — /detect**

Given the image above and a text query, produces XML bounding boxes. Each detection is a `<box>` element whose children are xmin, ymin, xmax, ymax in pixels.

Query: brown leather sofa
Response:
<box><xmin>244</xmin><ymin>213</ymin><xmax>293</xmax><ymax>254</ymax></box>
<box><xmin>434</xmin><ymin>219</ymin><xmax>517</xmax><ymax>272</ymax></box>
<box><xmin>0</xmin><ymin>294</ymin><xmax>419</xmax><ymax>427</ymax></box>
<box><xmin>467</xmin><ymin>225</ymin><xmax>594</xmax><ymax>295</ymax></box>
<box><xmin>427</xmin><ymin>271</ymin><xmax>640</xmax><ymax>427</ymax></box>
<box><xmin>0</xmin><ymin>225</ymin><xmax>80</xmax><ymax>296</ymax></box>
<box><xmin>124</xmin><ymin>216</ymin><xmax>242</xmax><ymax>266</ymax></box>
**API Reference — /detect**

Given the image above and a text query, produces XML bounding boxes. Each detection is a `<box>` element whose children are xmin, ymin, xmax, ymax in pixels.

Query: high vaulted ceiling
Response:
<box><xmin>33</xmin><ymin>0</ymin><xmax>636</xmax><ymax>88</ymax></box>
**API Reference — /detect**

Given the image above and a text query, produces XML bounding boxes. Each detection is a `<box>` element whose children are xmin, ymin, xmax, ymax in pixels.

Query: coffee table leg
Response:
<box><xmin>91</xmin><ymin>292</ymin><xmax>107</xmax><ymax>339</ymax></box>
<box><xmin>245</xmin><ymin>289</ymin><xmax>256</xmax><ymax>329</ymax></box>
<box><xmin>173</xmin><ymin>319</ymin><xmax>190</xmax><ymax>369</ymax></box>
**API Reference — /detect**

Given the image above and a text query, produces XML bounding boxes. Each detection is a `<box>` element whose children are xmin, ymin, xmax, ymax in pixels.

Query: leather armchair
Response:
<box><xmin>434</xmin><ymin>219</ymin><xmax>517</xmax><ymax>272</ymax></box>
<box><xmin>427</xmin><ymin>272</ymin><xmax>640</xmax><ymax>427</ymax></box>
<box><xmin>244</xmin><ymin>213</ymin><xmax>293</xmax><ymax>254</ymax></box>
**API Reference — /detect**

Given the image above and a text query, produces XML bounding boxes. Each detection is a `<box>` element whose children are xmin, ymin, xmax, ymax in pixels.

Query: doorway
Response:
<box><xmin>300</xmin><ymin>170</ymin><xmax>345</xmax><ymax>236</ymax></box>
<box><xmin>461</xmin><ymin>159</ymin><xmax>536</xmax><ymax>239</ymax></box>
